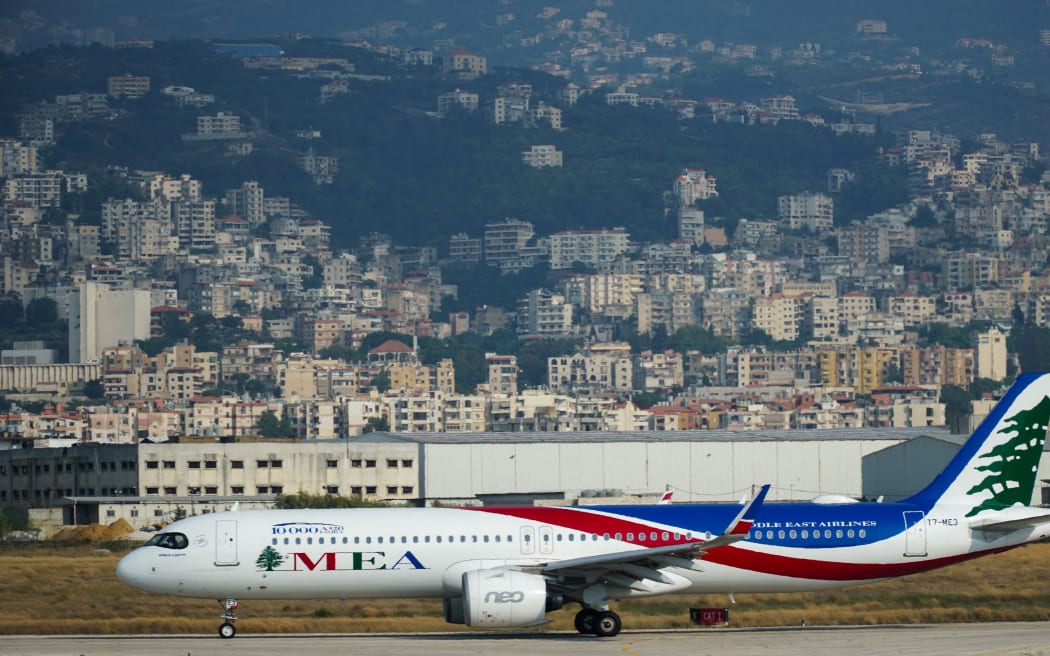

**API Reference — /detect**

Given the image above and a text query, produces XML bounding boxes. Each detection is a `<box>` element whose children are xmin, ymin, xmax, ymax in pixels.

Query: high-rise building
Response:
<box><xmin>69</xmin><ymin>282</ymin><xmax>152</xmax><ymax>363</ymax></box>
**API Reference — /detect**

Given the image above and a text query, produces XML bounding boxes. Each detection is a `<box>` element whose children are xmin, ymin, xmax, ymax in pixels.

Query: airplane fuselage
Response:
<box><xmin>118</xmin><ymin>499</ymin><xmax>1029</xmax><ymax>602</ymax></box>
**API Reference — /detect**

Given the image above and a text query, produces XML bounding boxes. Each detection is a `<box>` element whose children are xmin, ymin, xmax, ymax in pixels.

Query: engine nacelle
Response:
<box><xmin>460</xmin><ymin>569</ymin><xmax>552</xmax><ymax>628</ymax></box>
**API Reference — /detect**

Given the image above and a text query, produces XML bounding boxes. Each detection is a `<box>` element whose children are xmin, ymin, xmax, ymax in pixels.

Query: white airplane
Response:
<box><xmin>117</xmin><ymin>372</ymin><xmax>1050</xmax><ymax>639</ymax></box>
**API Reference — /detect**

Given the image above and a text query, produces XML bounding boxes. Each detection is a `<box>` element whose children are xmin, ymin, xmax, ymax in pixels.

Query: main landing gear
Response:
<box><xmin>218</xmin><ymin>598</ymin><xmax>238</xmax><ymax>638</ymax></box>
<box><xmin>574</xmin><ymin>607</ymin><xmax>622</xmax><ymax>637</ymax></box>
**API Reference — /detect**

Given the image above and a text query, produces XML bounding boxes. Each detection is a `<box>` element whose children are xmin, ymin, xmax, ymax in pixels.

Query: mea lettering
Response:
<box><xmin>484</xmin><ymin>590</ymin><xmax>525</xmax><ymax>604</ymax></box>
<box><xmin>290</xmin><ymin>550</ymin><xmax>426</xmax><ymax>571</ymax></box>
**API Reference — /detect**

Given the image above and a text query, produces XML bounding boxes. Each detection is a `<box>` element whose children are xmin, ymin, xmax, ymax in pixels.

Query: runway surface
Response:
<box><xmin>4</xmin><ymin>623</ymin><xmax>1050</xmax><ymax>656</ymax></box>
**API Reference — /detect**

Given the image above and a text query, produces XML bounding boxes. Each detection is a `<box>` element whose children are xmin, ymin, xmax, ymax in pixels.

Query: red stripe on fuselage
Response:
<box><xmin>470</xmin><ymin>505</ymin><xmax>690</xmax><ymax>547</ymax></box>
<box><xmin>469</xmin><ymin>505</ymin><xmax>1018</xmax><ymax>582</ymax></box>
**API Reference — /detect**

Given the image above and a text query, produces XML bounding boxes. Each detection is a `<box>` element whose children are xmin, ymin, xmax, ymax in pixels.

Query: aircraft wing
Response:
<box><xmin>527</xmin><ymin>485</ymin><xmax>770</xmax><ymax>590</ymax></box>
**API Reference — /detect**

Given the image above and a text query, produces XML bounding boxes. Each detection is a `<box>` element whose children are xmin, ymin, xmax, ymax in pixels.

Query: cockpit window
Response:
<box><xmin>145</xmin><ymin>532</ymin><xmax>188</xmax><ymax>549</ymax></box>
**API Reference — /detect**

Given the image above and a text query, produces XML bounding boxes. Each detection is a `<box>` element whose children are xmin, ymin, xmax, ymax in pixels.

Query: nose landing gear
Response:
<box><xmin>218</xmin><ymin>598</ymin><xmax>238</xmax><ymax>638</ymax></box>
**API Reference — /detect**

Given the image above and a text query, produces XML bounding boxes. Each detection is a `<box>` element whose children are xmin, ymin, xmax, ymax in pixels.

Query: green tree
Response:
<box><xmin>0</xmin><ymin>509</ymin><xmax>31</xmax><ymax>538</ymax></box>
<box><xmin>257</xmin><ymin>410</ymin><xmax>294</xmax><ymax>438</ymax></box>
<box><xmin>255</xmin><ymin>545</ymin><xmax>285</xmax><ymax>571</ymax></box>
<box><xmin>1010</xmin><ymin>324</ymin><xmax>1050</xmax><ymax>374</ymax></box>
<box><xmin>274</xmin><ymin>491</ymin><xmax>388</xmax><ymax>508</ymax></box>
<box><xmin>363</xmin><ymin>416</ymin><xmax>390</xmax><ymax>433</ymax></box>
<box><xmin>940</xmin><ymin>385</ymin><xmax>973</xmax><ymax>432</ymax></box>
<box><xmin>25</xmin><ymin>298</ymin><xmax>58</xmax><ymax>326</ymax></box>
<box><xmin>83</xmin><ymin>379</ymin><xmax>106</xmax><ymax>400</ymax></box>
<box><xmin>370</xmin><ymin>371</ymin><xmax>391</xmax><ymax>393</ymax></box>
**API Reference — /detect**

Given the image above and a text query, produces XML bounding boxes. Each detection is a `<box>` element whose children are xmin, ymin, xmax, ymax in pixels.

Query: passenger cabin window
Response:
<box><xmin>146</xmin><ymin>532</ymin><xmax>188</xmax><ymax>549</ymax></box>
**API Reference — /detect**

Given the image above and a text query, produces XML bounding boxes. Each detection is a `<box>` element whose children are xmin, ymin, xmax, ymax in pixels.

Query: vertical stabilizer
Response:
<box><xmin>904</xmin><ymin>373</ymin><xmax>1050</xmax><ymax>515</ymax></box>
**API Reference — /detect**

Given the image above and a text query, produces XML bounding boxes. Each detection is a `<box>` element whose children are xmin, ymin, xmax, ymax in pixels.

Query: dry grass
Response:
<box><xmin>1</xmin><ymin>541</ymin><xmax>1049</xmax><ymax>634</ymax></box>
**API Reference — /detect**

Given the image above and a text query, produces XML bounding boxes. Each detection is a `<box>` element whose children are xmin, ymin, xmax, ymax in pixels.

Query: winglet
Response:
<box><xmin>727</xmin><ymin>484</ymin><xmax>770</xmax><ymax>537</ymax></box>
<box><xmin>657</xmin><ymin>490</ymin><xmax>673</xmax><ymax>505</ymax></box>
<box><xmin>693</xmin><ymin>484</ymin><xmax>771</xmax><ymax>552</ymax></box>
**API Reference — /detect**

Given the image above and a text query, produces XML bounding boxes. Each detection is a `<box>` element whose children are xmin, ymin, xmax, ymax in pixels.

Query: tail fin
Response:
<box><xmin>903</xmin><ymin>373</ymin><xmax>1050</xmax><ymax>516</ymax></box>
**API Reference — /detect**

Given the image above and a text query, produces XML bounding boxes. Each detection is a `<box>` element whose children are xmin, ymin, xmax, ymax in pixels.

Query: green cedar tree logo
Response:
<box><xmin>256</xmin><ymin>545</ymin><xmax>285</xmax><ymax>571</ymax></box>
<box><xmin>966</xmin><ymin>396</ymin><xmax>1050</xmax><ymax>517</ymax></box>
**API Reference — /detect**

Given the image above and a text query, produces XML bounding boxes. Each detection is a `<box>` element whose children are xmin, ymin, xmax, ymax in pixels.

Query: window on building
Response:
<box><xmin>231</xmin><ymin>486</ymin><xmax>244</xmax><ymax>494</ymax></box>
<box><xmin>257</xmin><ymin>486</ymin><xmax>269</xmax><ymax>494</ymax></box>
<box><xmin>230</xmin><ymin>460</ymin><xmax>243</xmax><ymax>469</ymax></box>
<box><xmin>365</xmin><ymin>460</ymin><xmax>376</xmax><ymax>468</ymax></box>
<box><xmin>164</xmin><ymin>487</ymin><xmax>177</xmax><ymax>495</ymax></box>
<box><xmin>187</xmin><ymin>461</ymin><xmax>200</xmax><ymax>469</ymax></box>
<box><xmin>188</xmin><ymin>487</ymin><xmax>201</xmax><ymax>495</ymax></box>
<box><xmin>271</xmin><ymin>485</ymin><xmax>283</xmax><ymax>494</ymax></box>
<box><xmin>163</xmin><ymin>461</ymin><xmax>175</xmax><ymax>469</ymax></box>
<box><xmin>146</xmin><ymin>461</ymin><xmax>159</xmax><ymax>469</ymax></box>
<box><xmin>205</xmin><ymin>486</ymin><xmax>218</xmax><ymax>495</ymax></box>
<box><xmin>387</xmin><ymin>486</ymin><xmax>398</xmax><ymax>495</ymax></box>
<box><xmin>205</xmin><ymin>461</ymin><xmax>217</xmax><ymax>469</ymax></box>
<box><xmin>106</xmin><ymin>509</ymin><xmax>116</xmax><ymax>518</ymax></box>
<box><xmin>365</xmin><ymin>486</ymin><xmax>377</xmax><ymax>494</ymax></box>
<box><xmin>351</xmin><ymin>486</ymin><xmax>363</xmax><ymax>495</ymax></box>
<box><xmin>326</xmin><ymin>459</ymin><xmax>338</xmax><ymax>468</ymax></box>
<box><xmin>351</xmin><ymin>459</ymin><xmax>362</xmax><ymax>467</ymax></box>
<box><xmin>270</xmin><ymin>460</ymin><xmax>282</xmax><ymax>468</ymax></box>
<box><xmin>401</xmin><ymin>459</ymin><xmax>413</xmax><ymax>468</ymax></box>
<box><xmin>146</xmin><ymin>487</ymin><xmax>159</xmax><ymax>495</ymax></box>
<box><xmin>326</xmin><ymin>485</ymin><xmax>339</xmax><ymax>494</ymax></box>
<box><xmin>257</xmin><ymin>460</ymin><xmax>268</xmax><ymax>468</ymax></box>
<box><xmin>401</xmin><ymin>486</ymin><xmax>414</xmax><ymax>494</ymax></box>
<box><xmin>386</xmin><ymin>459</ymin><xmax>398</xmax><ymax>468</ymax></box>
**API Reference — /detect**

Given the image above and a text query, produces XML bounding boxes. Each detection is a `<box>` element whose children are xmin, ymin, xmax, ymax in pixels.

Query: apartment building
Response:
<box><xmin>193</xmin><ymin>112</ymin><xmax>245</xmax><ymax>139</ymax></box>
<box><xmin>899</xmin><ymin>345</ymin><xmax>975</xmax><ymax>387</ymax></box>
<box><xmin>752</xmin><ymin>294</ymin><xmax>805</xmax><ymax>342</ymax></box>
<box><xmin>69</xmin><ymin>282</ymin><xmax>152</xmax><ymax>364</ymax></box>
<box><xmin>548</xmin><ymin>343</ymin><xmax>634</xmax><ymax>394</ymax></box>
<box><xmin>107</xmin><ymin>74</ymin><xmax>151</xmax><ymax>98</ymax></box>
<box><xmin>517</xmin><ymin>289</ymin><xmax>574</xmax><ymax>336</ymax></box>
<box><xmin>673</xmin><ymin>168</ymin><xmax>718</xmax><ymax>205</ymax></box>
<box><xmin>436</xmin><ymin>88</ymin><xmax>479</xmax><ymax>115</ymax></box>
<box><xmin>522</xmin><ymin>144</ymin><xmax>563</xmax><ymax>168</ymax></box>
<box><xmin>442</xmin><ymin>48</ymin><xmax>487</xmax><ymax>77</ymax></box>
<box><xmin>778</xmin><ymin>191</ymin><xmax>834</xmax><ymax>231</ymax></box>
<box><xmin>636</xmin><ymin>292</ymin><xmax>695</xmax><ymax>336</ymax></box>
<box><xmin>888</xmin><ymin>294</ymin><xmax>938</xmax><ymax>327</ymax></box>
<box><xmin>974</xmin><ymin>327</ymin><xmax>1007</xmax><ymax>381</ymax></box>
<box><xmin>559</xmin><ymin>273</ymin><xmax>643</xmax><ymax>318</ymax></box>
<box><xmin>818</xmin><ymin>347</ymin><xmax>896</xmax><ymax>393</ymax></box>
<box><xmin>484</xmin><ymin>218</ymin><xmax>535</xmax><ymax>266</ymax></box>
<box><xmin>548</xmin><ymin>228</ymin><xmax>629</xmax><ymax>269</ymax></box>
<box><xmin>485</xmin><ymin>353</ymin><xmax>518</xmax><ymax>396</ymax></box>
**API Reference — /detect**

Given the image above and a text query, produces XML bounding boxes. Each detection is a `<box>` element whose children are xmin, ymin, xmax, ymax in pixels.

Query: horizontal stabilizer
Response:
<box><xmin>970</xmin><ymin>510</ymin><xmax>1050</xmax><ymax>533</ymax></box>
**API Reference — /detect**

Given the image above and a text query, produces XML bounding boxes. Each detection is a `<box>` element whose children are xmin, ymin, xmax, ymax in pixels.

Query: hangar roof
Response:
<box><xmin>353</xmin><ymin>426</ymin><xmax>949</xmax><ymax>445</ymax></box>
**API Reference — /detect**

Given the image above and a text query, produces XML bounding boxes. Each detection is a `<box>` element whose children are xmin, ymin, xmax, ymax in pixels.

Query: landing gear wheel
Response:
<box><xmin>218</xmin><ymin>598</ymin><xmax>239</xmax><ymax>639</ymax></box>
<box><xmin>593</xmin><ymin>610</ymin><xmax>622</xmax><ymax>637</ymax></box>
<box><xmin>574</xmin><ymin>608</ymin><xmax>598</xmax><ymax>634</ymax></box>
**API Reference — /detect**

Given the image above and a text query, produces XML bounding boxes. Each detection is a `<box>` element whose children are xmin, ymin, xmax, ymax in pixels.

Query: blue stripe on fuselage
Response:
<box><xmin>587</xmin><ymin>501</ymin><xmax>918</xmax><ymax>549</ymax></box>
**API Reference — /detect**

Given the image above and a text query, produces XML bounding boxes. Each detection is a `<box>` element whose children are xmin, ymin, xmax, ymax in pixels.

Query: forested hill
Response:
<box><xmin>4</xmin><ymin>39</ymin><xmax>898</xmax><ymax>249</ymax></box>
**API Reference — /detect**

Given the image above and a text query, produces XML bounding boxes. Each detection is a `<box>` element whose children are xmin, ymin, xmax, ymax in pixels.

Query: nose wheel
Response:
<box><xmin>218</xmin><ymin>598</ymin><xmax>238</xmax><ymax>639</ymax></box>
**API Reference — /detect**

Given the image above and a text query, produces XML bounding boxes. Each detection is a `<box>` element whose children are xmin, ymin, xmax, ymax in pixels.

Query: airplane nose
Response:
<box><xmin>116</xmin><ymin>550</ymin><xmax>142</xmax><ymax>587</ymax></box>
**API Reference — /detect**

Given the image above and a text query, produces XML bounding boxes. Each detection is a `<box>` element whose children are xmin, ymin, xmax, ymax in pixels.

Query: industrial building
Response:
<box><xmin>7</xmin><ymin>426</ymin><xmax>1041</xmax><ymax>534</ymax></box>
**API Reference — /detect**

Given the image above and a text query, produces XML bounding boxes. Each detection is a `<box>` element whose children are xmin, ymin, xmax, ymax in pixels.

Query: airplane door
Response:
<box><xmin>216</xmin><ymin>519</ymin><xmax>239</xmax><ymax>566</ymax></box>
<box><xmin>520</xmin><ymin>526</ymin><xmax>535</xmax><ymax>555</ymax></box>
<box><xmin>538</xmin><ymin>525</ymin><xmax>554</xmax><ymax>555</ymax></box>
<box><xmin>903</xmin><ymin>511</ymin><xmax>927</xmax><ymax>557</ymax></box>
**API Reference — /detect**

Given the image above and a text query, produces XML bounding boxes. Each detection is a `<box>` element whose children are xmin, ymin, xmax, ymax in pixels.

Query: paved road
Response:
<box><xmin>4</xmin><ymin>623</ymin><xmax>1050</xmax><ymax>656</ymax></box>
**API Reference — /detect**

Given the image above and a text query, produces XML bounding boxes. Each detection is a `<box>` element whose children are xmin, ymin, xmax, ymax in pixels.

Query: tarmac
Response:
<box><xmin>4</xmin><ymin>623</ymin><xmax>1050</xmax><ymax>656</ymax></box>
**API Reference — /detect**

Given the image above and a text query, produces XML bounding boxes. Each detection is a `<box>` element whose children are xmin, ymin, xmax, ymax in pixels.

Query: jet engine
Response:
<box><xmin>445</xmin><ymin>569</ymin><xmax>560</xmax><ymax>628</ymax></box>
